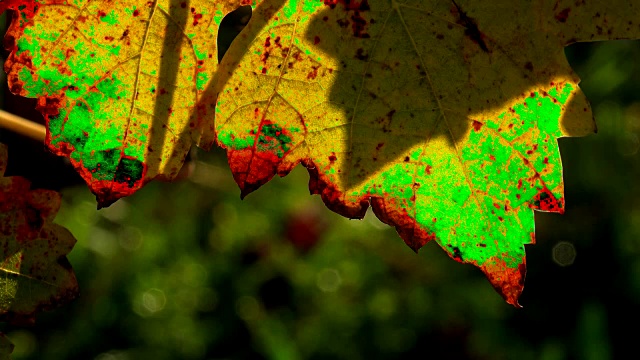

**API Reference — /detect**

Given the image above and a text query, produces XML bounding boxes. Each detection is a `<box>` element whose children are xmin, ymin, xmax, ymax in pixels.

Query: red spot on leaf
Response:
<box><xmin>193</xmin><ymin>13</ymin><xmax>203</xmax><ymax>26</ymax></box>
<box><xmin>307</xmin><ymin>65</ymin><xmax>320</xmax><ymax>79</ymax></box>
<box><xmin>324</xmin><ymin>0</ymin><xmax>372</xmax><ymax>38</ymax></box>
<box><xmin>533</xmin><ymin>188</ymin><xmax>563</xmax><ymax>213</ymax></box>
<box><xmin>555</xmin><ymin>8</ymin><xmax>570</xmax><ymax>23</ymax></box>
<box><xmin>472</xmin><ymin>120</ymin><xmax>483</xmax><ymax>131</ymax></box>
<box><xmin>261</xmin><ymin>51</ymin><xmax>270</xmax><ymax>64</ymax></box>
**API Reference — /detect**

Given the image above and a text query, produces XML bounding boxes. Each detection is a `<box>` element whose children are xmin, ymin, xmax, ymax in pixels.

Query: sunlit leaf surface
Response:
<box><xmin>214</xmin><ymin>0</ymin><xmax>640</xmax><ymax>305</ymax></box>
<box><xmin>3</xmin><ymin>0</ymin><xmax>256</xmax><ymax>207</ymax></box>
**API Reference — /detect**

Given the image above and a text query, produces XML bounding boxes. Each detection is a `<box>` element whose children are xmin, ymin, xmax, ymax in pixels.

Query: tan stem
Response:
<box><xmin>0</xmin><ymin>110</ymin><xmax>46</xmax><ymax>142</ymax></box>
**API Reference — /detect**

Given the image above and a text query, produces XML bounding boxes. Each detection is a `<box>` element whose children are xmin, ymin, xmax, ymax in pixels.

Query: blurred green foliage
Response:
<box><xmin>1</xmin><ymin>7</ymin><xmax>640</xmax><ymax>360</ymax></box>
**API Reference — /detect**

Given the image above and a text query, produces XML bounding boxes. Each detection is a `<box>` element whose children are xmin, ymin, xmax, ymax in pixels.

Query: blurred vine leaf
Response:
<box><xmin>0</xmin><ymin>143</ymin><xmax>78</xmax><ymax>324</ymax></box>
<box><xmin>0</xmin><ymin>333</ymin><xmax>13</xmax><ymax>360</ymax></box>
<box><xmin>214</xmin><ymin>0</ymin><xmax>640</xmax><ymax>306</ymax></box>
<box><xmin>2</xmin><ymin>0</ymin><xmax>258</xmax><ymax>207</ymax></box>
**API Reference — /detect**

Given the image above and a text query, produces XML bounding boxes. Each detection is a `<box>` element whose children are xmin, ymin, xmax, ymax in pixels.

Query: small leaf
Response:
<box><xmin>0</xmin><ymin>143</ymin><xmax>78</xmax><ymax>324</ymax></box>
<box><xmin>0</xmin><ymin>333</ymin><xmax>14</xmax><ymax>360</ymax></box>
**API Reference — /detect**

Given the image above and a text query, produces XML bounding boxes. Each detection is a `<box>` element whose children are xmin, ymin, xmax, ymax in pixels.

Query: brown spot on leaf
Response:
<box><xmin>555</xmin><ymin>8</ymin><xmax>570</xmax><ymax>23</ymax></box>
<box><xmin>355</xmin><ymin>48</ymin><xmax>368</xmax><ymax>61</ymax></box>
<box><xmin>325</xmin><ymin>0</ymin><xmax>371</xmax><ymax>38</ymax></box>
<box><xmin>524</xmin><ymin>62</ymin><xmax>533</xmax><ymax>71</ymax></box>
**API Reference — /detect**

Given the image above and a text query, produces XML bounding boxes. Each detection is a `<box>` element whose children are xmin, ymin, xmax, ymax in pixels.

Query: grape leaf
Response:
<box><xmin>0</xmin><ymin>333</ymin><xmax>13</xmax><ymax>360</ymax></box>
<box><xmin>214</xmin><ymin>0</ymin><xmax>640</xmax><ymax>305</ymax></box>
<box><xmin>0</xmin><ymin>143</ymin><xmax>78</xmax><ymax>323</ymax></box>
<box><xmin>2</xmin><ymin>0</ymin><xmax>256</xmax><ymax>207</ymax></box>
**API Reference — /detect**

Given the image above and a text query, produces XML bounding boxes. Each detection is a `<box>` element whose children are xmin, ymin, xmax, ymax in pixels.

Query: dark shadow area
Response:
<box><xmin>303</xmin><ymin>1</ymin><xmax>588</xmax><ymax>191</ymax></box>
<box><xmin>217</xmin><ymin>5</ymin><xmax>252</xmax><ymax>64</ymax></box>
<box><xmin>144</xmin><ymin>0</ymin><xmax>192</xmax><ymax>184</ymax></box>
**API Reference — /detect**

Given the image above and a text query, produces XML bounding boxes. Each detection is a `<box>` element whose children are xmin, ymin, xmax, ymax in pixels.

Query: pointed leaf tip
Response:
<box><xmin>480</xmin><ymin>257</ymin><xmax>527</xmax><ymax>308</ymax></box>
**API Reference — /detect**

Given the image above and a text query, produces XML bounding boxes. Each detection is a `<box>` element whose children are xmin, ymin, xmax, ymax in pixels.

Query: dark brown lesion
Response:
<box><xmin>24</xmin><ymin>205</ymin><xmax>44</xmax><ymax>232</ymax></box>
<box><xmin>451</xmin><ymin>0</ymin><xmax>490</xmax><ymax>53</ymax></box>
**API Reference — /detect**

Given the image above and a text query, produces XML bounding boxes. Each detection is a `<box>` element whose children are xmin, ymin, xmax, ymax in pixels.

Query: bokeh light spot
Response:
<box><xmin>552</xmin><ymin>241</ymin><xmax>576</xmax><ymax>266</ymax></box>
<box><xmin>142</xmin><ymin>288</ymin><xmax>166</xmax><ymax>313</ymax></box>
<box><xmin>316</xmin><ymin>268</ymin><xmax>342</xmax><ymax>292</ymax></box>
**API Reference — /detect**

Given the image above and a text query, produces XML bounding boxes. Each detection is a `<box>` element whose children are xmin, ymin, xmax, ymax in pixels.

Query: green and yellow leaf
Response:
<box><xmin>214</xmin><ymin>0</ymin><xmax>640</xmax><ymax>305</ymax></box>
<box><xmin>3</xmin><ymin>0</ymin><xmax>256</xmax><ymax>206</ymax></box>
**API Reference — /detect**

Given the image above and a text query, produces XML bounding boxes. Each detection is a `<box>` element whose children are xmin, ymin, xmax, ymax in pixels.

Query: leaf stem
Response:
<box><xmin>0</xmin><ymin>110</ymin><xmax>46</xmax><ymax>142</ymax></box>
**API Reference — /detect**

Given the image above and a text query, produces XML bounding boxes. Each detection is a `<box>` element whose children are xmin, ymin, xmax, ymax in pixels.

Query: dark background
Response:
<box><xmin>1</xmin><ymin>6</ymin><xmax>640</xmax><ymax>360</ymax></box>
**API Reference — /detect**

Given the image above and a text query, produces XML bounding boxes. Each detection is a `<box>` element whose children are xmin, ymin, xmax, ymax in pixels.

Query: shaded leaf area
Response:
<box><xmin>0</xmin><ymin>144</ymin><xmax>78</xmax><ymax>325</ymax></box>
<box><xmin>215</xmin><ymin>0</ymin><xmax>640</xmax><ymax>305</ymax></box>
<box><xmin>0</xmin><ymin>333</ymin><xmax>13</xmax><ymax>360</ymax></box>
<box><xmin>2</xmin><ymin>0</ymin><xmax>256</xmax><ymax>207</ymax></box>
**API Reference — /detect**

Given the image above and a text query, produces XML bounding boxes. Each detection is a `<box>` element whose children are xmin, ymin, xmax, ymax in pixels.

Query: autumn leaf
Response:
<box><xmin>0</xmin><ymin>333</ymin><xmax>13</xmax><ymax>360</ymax></box>
<box><xmin>0</xmin><ymin>143</ymin><xmax>78</xmax><ymax>323</ymax></box>
<box><xmin>2</xmin><ymin>0</ymin><xmax>257</xmax><ymax>207</ymax></box>
<box><xmin>214</xmin><ymin>0</ymin><xmax>640</xmax><ymax>305</ymax></box>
